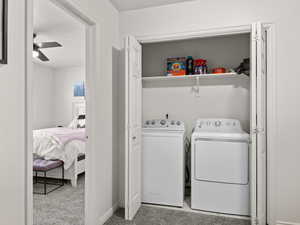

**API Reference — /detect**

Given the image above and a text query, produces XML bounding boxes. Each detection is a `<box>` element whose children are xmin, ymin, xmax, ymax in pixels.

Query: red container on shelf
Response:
<box><xmin>212</xmin><ymin>67</ymin><xmax>226</xmax><ymax>74</ymax></box>
<box><xmin>194</xmin><ymin>59</ymin><xmax>208</xmax><ymax>74</ymax></box>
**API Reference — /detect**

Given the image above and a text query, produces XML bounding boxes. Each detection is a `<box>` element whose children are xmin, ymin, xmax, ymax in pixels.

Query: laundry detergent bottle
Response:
<box><xmin>186</xmin><ymin>56</ymin><xmax>194</xmax><ymax>75</ymax></box>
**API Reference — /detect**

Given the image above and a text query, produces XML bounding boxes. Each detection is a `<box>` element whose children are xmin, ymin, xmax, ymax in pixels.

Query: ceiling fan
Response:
<box><xmin>33</xmin><ymin>33</ymin><xmax>62</xmax><ymax>62</ymax></box>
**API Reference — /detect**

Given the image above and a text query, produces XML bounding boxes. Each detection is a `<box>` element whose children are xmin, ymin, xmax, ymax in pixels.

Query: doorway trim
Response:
<box><xmin>25</xmin><ymin>1</ymin><xmax>96</xmax><ymax>225</ymax></box>
<box><xmin>133</xmin><ymin>23</ymin><xmax>277</xmax><ymax>225</ymax></box>
<box><xmin>136</xmin><ymin>24</ymin><xmax>252</xmax><ymax>43</ymax></box>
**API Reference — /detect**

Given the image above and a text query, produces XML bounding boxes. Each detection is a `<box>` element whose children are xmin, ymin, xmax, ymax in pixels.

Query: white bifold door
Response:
<box><xmin>124</xmin><ymin>36</ymin><xmax>142</xmax><ymax>220</ymax></box>
<box><xmin>124</xmin><ymin>22</ymin><xmax>268</xmax><ymax>223</ymax></box>
<box><xmin>250</xmin><ymin>22</ymin><xmax>267</xmax><ymax>225</ymax></box>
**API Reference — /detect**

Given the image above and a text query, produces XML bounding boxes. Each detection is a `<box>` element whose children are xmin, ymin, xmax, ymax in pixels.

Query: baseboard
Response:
<box><xmin>98</xmin><ymin>203</ymin><xmax>119</xmax><ymax>225</ymax></box>
<box><xmin>277</xmin><ymin>221</ymin><xmax>300</xmax><ymax>225</ymax></box>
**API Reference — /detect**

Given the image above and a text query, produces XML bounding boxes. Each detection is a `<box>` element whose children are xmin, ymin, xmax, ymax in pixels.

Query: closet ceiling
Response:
<box><xmin>110</xmin><ymin>0</ymin><xmax>195</xmax><ymax>11</ymax></box>
<box><xmin>33</xmin><ymin>0</ymin><xmax>85</xmax><ymax>68</ymax></box>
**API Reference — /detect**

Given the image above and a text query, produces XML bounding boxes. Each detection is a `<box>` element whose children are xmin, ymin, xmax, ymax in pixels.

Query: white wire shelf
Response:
<box><xmin>142</xmin><ymin>73</ymin><xmax>249</xmax><ymax>81</ymax></box>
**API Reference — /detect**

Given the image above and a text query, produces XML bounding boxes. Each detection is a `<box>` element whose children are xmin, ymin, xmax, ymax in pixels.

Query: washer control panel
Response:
<box><xmin>144</xmin><ymin>119</ymin><xmax>185</xmax><ymax>130</ymax></box>
<box><xmin>195</xmin><ymin>119</ymin><xmax>242</xmax><ymax>132</ymax></box>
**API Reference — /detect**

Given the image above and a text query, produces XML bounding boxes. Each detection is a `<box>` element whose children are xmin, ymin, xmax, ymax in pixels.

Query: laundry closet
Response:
<box><xmin>123</xmin><ymin>23</ymin><xmax>268</xmax><ymax>224</ymax></box>
<box><xmin>142</xmin><ymin>33</ymin><xmax>251</xmax><ymax>134</ymax></box>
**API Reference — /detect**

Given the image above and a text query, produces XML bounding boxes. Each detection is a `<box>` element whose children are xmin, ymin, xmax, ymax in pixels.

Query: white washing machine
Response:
<box><xmin>142</xmin><ymin>119</ymin><xmax>185</xmax><ymax>207</ymax></box>
<box><xmin>191</xmin><ymin>119</ymin><xmax>250</xmax><ymax>215</ymax></box>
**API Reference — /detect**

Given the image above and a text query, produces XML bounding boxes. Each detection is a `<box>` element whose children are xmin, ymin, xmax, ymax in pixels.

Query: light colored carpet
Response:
<box><xmin>33</xmin><ymin>175</ymin><xmax>250</xmax><ymax>225</ymax></box>
<box><xmin>33</xmin><ymin>174</ymin><xmax>84</xmax><ymax>225</ymax></box>
<box><xmin>105</xmin><ymin>206</ymin><xmax>251</xmax><ymax>225</ymax></box>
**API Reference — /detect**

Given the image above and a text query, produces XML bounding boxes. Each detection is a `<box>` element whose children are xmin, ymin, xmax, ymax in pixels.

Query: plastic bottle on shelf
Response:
<box><xmin>186</xmin><ymin>56</ymin><xmax>194</xmax><ymax>75</ymax></box>
<box><xmin>194</xmin><ymin>59</ymin><xmax>208</xmax><ymax>74</ymax></box>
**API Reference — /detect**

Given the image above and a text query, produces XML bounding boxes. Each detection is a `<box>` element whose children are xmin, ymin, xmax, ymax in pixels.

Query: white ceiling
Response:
<box><xmin>110</xmin><ymin>0</ymin><xmax>194</xmax><ymax>11</ymax></box>
<box><xmin>33</xmin><ymin>0</ymin><xmax>85</xmax><ymax>68</ymax></box>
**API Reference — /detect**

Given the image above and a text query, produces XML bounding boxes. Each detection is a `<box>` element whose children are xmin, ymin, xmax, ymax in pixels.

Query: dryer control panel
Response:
<box><xmin>195</xmin><ymin>119</ymin><xmax>243</xmax><ymax>132</ymax></box>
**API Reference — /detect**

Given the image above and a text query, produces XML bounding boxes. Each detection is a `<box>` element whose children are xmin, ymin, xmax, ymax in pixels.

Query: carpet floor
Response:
<box><xmin>33</xmin><ymin>174</ymin><xmax>84</xmax><ymax>225</ymax></box>
<box><xmin>105</xmin><ymin>206</ymin><xmax>251</xmax><ymax>225</ymax></box>
<box><xmin>33</xmin><ymin>175</ymin><xmax>250</xmax><ymax>225</ymax></box>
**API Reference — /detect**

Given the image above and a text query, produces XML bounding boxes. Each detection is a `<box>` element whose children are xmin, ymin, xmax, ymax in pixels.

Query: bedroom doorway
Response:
<box><xmin>26</xmin><ymin>0</ymin><xmax>96</xmax><ymax>225</ymax></box>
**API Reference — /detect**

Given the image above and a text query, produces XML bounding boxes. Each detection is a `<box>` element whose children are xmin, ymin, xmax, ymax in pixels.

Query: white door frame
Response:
<box><xmin>135</xmin><ymin>23</ymin><xmax>277</xmax><ymax>225</ymax></box>
<box><xmin>265</xmin><ymin>23</ymin><xmax>277</xmax><ymax>225</ymax></box>
<box><xmin>25</xmin><ymin>1</ymin><xmax>97</xmax><ymax>225</ymax></box>
<box><xmin>136</xmin><ymin>24</ymin><xmax>252</xmax><ymax>43</ymax></box>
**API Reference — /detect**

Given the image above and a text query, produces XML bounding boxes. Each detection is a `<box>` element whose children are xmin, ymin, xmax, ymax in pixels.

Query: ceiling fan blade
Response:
<box><xmin>37</xmin><ymin>42</ymin><xmax>62</xmax><ymax>49</ymax></box>
<box><xmin>38</xmin><ymin>50</ymin><xmax>49</xmax><ymax>61</ymax></box>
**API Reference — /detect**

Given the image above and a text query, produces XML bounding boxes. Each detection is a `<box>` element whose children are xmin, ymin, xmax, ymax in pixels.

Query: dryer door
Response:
<box><xmin>194</xmin><ymin>139</ymin><xmax>248</xmax><ymax>184</ymax></box>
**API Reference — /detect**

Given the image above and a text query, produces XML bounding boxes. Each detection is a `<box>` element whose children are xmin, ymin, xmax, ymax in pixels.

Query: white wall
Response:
<box><xmin>32</xmin><ymin>64</ymin><xmax>86</xmax><ymax>129</ymax></box>
<box><xmin>32</xmin><ymin>63</ymin><xmax>55</xmax><ymax>129</ymax></box>
<box><xmin>0</xmin><ymin>1</ymin><xmax>26</xmax><ymax>224</ymax></box>
<box><xmin>53</xmin><ymin>66</ymin><xmax>85</xmax><ymax>126</ymax></box>
<box><xmin>120</xmin><ymin>0</ymin><xmax>300</xmax><ymax>224</ymax></box>
<box><xmin>143</xmin><ymin>80</ymin><xmax>250</xmax><ymax>136</ymax></box>
<box><xmin>0</xmin><ymin>0</ymin><xmax>120</xmax><ymax>225</ymax></box>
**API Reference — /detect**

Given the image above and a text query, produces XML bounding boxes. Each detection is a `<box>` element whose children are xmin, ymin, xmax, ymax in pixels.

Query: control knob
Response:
<box><xmin>160</xmin><ymin>120</ymin><xmax>167</xmax><ymax>125</ymax></box>
<box><xmin>215</xmin><ymin>121</ymin><xmax>221</xmax><ymax>127</ymax></box>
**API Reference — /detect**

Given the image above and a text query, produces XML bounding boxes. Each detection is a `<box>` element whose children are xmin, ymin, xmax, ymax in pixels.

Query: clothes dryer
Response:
<box><xmin>191</xmin><ymin>119</ymin><xmax>250</xmax><ymax>215</ymax></box>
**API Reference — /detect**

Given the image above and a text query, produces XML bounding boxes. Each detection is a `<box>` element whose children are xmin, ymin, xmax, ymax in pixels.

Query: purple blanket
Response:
<box><xmin>38</xmin><ymin>127</ymin><xmax>86</xmax><ymax>145</ymax></box>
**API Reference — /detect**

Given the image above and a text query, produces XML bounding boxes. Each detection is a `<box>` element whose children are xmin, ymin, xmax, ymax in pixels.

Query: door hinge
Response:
<box><xmin>253</xmin><ymin>127</ymin><xmax>264</xmax><ymax>134</ymax></box>
<box><xmin>253</xmin><ymin>34</ymin><xmax>261</xmax><ymax>42</ymax></box>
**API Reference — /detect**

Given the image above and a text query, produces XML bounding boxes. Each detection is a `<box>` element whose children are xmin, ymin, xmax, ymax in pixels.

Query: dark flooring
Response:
<box><xmin>105</xmin><ymin>206</ymin><xmax>251</xmax><ymax>225</ymax></box>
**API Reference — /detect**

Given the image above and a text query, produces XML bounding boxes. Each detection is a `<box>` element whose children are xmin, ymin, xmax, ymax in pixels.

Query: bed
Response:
<box><xmin>33</xmin><ymin>100</ymin><xmax>86</xmax><ymax>187</ymax></box>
